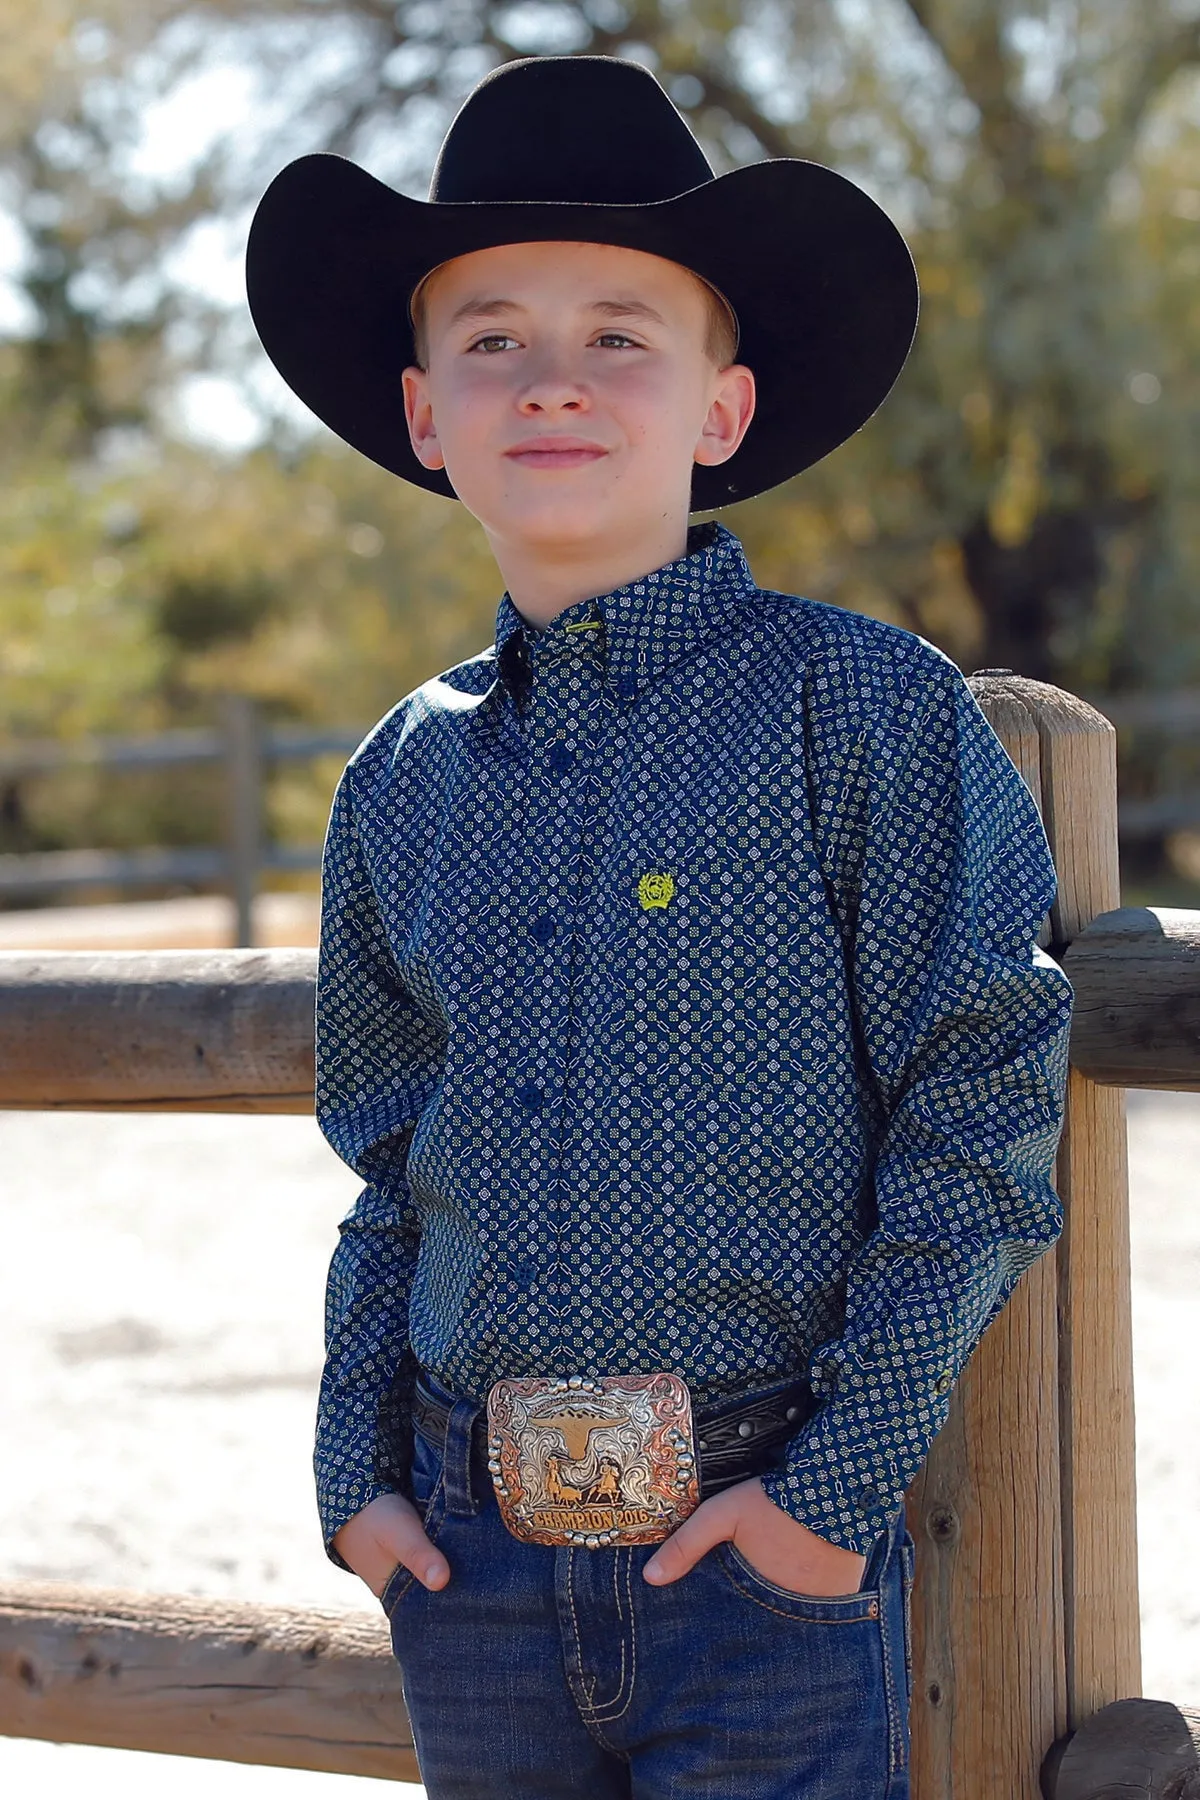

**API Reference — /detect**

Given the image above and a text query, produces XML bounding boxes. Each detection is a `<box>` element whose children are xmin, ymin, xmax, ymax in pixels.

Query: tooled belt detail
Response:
<box><xmin>411</xmin><ymin>1371</ymin><xmax>816</xmax><ymax>1495</ymax></box>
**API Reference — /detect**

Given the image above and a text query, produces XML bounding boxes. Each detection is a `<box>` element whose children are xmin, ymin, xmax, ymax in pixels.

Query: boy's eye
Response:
<box><xmin>593</xmin><ymin>332</ymin><xmax>640</xmax><ymax>349</ymax></box>
<box><xmin>468</xmin><ymin>333</ymin><xmax>520</xmax><ymax>353</ymax></box>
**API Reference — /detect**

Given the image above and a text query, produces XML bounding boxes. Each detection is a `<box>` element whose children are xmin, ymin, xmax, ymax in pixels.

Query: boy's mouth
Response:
<box><xmin>504</xmin><ymin>436</ymin><xmax>609</xmax><ymax>469</ymax></box>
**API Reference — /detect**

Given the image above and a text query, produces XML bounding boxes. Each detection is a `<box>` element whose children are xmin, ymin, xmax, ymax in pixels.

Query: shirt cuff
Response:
<box><xmin>755</xmin><ymin>1357</ymin><xmax>951</xmax><ymax>1556</ymax></box>
<box><xmin>316</xmin><ymin>1362</ymin><xmax>416</xmax><ymax>1572</ymax></box>
<box><xmin>757</xmin><ymin>1445</ymin><xmax>902</xmax><ymax>1557</ymax></box>
<box><xmin>319</xmin><ymin>1476</ymin><xmax>401</xmax><ymax>1573</ymax></box>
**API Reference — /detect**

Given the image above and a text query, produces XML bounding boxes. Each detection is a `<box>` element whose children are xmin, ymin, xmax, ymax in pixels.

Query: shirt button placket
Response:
<box><xmin>522</xmin><ymin>636</ymin><xmax>593</xmax><ymax>1312</ymax></box>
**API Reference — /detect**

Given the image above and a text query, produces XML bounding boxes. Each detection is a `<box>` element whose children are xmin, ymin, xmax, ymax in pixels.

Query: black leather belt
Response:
<box><xmin>411</xmin><ymin>1369</ymin><xmax>817</xmax><ymax>1499</ymax></box>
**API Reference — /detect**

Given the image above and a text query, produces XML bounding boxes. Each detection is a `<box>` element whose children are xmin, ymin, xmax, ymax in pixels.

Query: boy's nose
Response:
<box><xmin>518</xmin><ymin>357</ymin><xmax>589</xmax><ymax>413</ymax></box>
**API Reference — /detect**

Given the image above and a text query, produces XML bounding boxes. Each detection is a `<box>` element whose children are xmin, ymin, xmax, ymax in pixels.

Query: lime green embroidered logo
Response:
<box><xmin>638</xmin><ymin>871</ymin><xmax>675</xmax><ymax>911</ymax></box>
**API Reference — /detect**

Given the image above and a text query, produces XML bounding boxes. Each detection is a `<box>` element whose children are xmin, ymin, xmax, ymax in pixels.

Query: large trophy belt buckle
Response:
<box><xmin>485</xmin><ymin>1372</ymin><xmax>700</xmax><ymax>1547</ymax></box>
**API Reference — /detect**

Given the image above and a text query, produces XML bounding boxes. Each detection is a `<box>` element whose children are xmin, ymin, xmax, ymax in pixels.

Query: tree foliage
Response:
<box><xmin>2</xmin><ymin>0</ymin><xmax>1199</xmax><ymax>869</ymax></box>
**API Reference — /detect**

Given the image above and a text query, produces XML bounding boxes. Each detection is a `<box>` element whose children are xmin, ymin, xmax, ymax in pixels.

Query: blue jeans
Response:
<box><xmin>380</xmin><ymin>1370</ymin><xmax>914</xmax><ymax>1798</ymax></box>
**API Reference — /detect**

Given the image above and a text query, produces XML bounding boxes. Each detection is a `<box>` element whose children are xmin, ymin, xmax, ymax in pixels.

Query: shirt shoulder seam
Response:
<box><xmin>751</xmin><ymin>586</ymin><xmax>959</xmax><ymax>721</ymax></box>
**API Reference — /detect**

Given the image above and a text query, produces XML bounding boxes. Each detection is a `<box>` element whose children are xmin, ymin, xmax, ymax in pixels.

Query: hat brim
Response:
<box><xmin>245</xmin><ymin>153</ymin><xmax>919</xmax><ymax>509</ymax></box>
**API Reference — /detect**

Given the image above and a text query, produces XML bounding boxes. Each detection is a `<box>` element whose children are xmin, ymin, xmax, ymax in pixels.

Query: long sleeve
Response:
<box><xmin>313</xmin><ymin>763</ymin><xmax>446</xmax><ymax>1567</ymax></box>
<box><xmin>758</xmin><ymin>646</ymin><xmax>1075</xmax><ymax>1555</ymax></box>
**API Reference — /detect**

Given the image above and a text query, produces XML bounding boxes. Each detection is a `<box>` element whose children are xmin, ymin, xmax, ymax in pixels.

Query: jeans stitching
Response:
<box><xmin>901</xmin><ymin>1535</ymin><xmax>915</xmax><ymax>1691</ymax></box>
<box><xmin>381</xmin><ymin>1469</ymin><xmax>447</xmax><ymax>1619</ymax></box>
<box><xmin>587</xmin><ymin>1550</ymin><xmax>631</xmax><ymax>1720</ymax></box>
<box><xmin>563</xmin><ymin>1545</ymin><xmax>597</xmax><ymax>1710</ymax></box>
<box><xmin>379</xmin><ymin>1562</ymin><xmax>408</xmax><ymax>1616</ymax></box>
<box><xmin>876</xmin><ymin>1555</ymin><xmax>903</xmax><ymax>1775</ymax></box>
<box><xmin>588</xmin><ymin>1549</ymin><xmax>638</xmax><ymax>1725</ymax></box>
<box><xmin>716</xmin><ymin>1543</ymin><xmax>884</xmax><ymax>1621</ymax></box>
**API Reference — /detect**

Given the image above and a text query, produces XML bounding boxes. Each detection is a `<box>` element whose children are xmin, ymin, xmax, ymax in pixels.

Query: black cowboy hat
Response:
<box><xmin>245</xmin><ymin>55</ymin><xmax>919</xmax><ymax>510</ymax></box>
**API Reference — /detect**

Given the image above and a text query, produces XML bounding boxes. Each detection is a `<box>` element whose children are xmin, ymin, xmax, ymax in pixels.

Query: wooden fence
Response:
<box><xmin>0</xmin><ymin>699</ymin><xmax>361</xmax><ymax>945</ymax></box>
<box><xmin>1</xmin><ymin>670</ymin><xmax>1199</xmax><ymax>1797</ymax></box>
<box><xmin>1</xmin><ymin>682</ymin><xmax>1196</xmax><ymax>940</ymax></box>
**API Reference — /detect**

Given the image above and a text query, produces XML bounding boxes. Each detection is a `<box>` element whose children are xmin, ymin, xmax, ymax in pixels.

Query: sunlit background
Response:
<box><xmin>2</xmin><ymin>0</ymin><xmax>1199</xmax><ymax>926</ymax></box>
<box><xmin>2</xmin><ymin>3</ymin><xmax>1199</xmax><ymax>1794</ymax></box>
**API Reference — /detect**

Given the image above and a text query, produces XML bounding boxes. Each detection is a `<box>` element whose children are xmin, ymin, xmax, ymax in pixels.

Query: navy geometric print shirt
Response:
<box><xmin>314</xmin><ymin>520</ymin><xmax>1073</xmax><ymax>1564</ymax></box>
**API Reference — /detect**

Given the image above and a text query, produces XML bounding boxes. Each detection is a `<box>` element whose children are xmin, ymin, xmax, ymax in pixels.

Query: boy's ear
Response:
<box><xmin>402</xmin><ymin>365</ymin><xmax>446</xmax><ymax>471</ymax></box>
<box><xmin>693</xmin><ymin>364</ymin><xmax>756</xmax><ymax>469</ymax></box>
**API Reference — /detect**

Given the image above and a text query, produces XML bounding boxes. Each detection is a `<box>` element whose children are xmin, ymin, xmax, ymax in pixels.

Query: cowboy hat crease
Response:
<box><xmin>245</xmin><ymin>54</ymin><xmax>920</xmax><ymax>509</ymax></box>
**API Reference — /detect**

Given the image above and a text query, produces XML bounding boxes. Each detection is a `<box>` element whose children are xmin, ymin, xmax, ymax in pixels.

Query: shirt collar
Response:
<box><xmin>493</xmin><ymin>522</ymin><xmax>758</xmax><ymax>708</ymax></box>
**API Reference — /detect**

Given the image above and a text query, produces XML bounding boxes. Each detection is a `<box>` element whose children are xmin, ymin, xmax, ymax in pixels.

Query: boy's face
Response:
<box><xmin>401</xmin><ymin>240</ymin><xmax>755</xmax><ymax>559</ymax></box>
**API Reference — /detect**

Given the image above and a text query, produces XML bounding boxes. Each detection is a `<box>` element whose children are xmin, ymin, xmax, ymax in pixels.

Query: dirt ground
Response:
<box><xmin>0</xmin><ymin>1088</ymin><xmax>1196</xmax><ymax>1795</ymax></box>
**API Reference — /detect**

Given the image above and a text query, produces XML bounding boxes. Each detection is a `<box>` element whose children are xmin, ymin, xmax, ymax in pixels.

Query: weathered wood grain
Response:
<box><xmin>0</xmin><ymin>949</ymin><xmax>315</xmax><ymax>1110</ymax></box>
<box><xmin>906</xmin><ymin>1251</ymin><xmax>1066</xmax><ymax>1800</ymax></box>
<box><xmin>905</xmin><ymin>674</ymin><xmax>1141</xmax><ymax>1796</ymax></box>
<box><xmin>5</xmin><ymin>895</ymin><xmax>1200</xmax><ymax>1116</ymax></box>
<box><xmin>1041</xmin><ymin>1699</ymin><xmax>1200</xmax><ymax>1798</ymax></box>
<box><xmin>1030</xmin><ymin>682</ymin><xmax>1143</xmax><ymax>1726</ymax></box>
<box><xmin>1063</xmin><ymin>905</ymin><xmax>1200</xmax><ymax>1091</ymax></box>
<box><xmin>906</xmin><ymin>674</ymin><xmax>1069</xmax><ymax>1800</ymax></box>
<box><xmin>0</xmin><ymin>1581</ymin><xmax>418</xmax><ymax>1782</ymax></box>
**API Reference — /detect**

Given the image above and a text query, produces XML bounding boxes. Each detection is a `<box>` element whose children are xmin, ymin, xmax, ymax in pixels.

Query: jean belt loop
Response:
<box><xmin>442</xmin><ymin>1397</ymin><xmax>483</xmax><ymax>1517</ymax></box>
<box><xmin>860</xmin><ymin>1501</ymin><xmax>902</xmax><ymax>1589</ymax></box>
<box><xmin>886</xmin><ymin>1497</ymin><xmax>906</xmax><ymax>1566</ymax></box>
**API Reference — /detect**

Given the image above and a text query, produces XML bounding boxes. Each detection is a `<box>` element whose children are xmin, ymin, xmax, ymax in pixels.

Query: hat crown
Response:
<box><xmin>429</xmin><ymin>56</ymin><xmax>715</xmax><ymax>207</ymax></box>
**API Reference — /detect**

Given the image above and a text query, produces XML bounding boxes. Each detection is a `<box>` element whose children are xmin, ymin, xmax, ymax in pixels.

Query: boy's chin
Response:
<box><xmin>468</xmin><ymin>490</ymin><xmax>690</xmax><ymax>553</ymax></box>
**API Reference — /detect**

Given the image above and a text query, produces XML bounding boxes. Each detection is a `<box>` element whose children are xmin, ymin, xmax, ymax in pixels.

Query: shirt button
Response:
<box><xmin>530</xmin><ymin>913</ymin><xmax>556</xmax><ymax>945</ymax></box>
<box><xmin>737</xmin><ymin>1420</ymin><xmax>754</xmax><ymax>1439</ymax></box>
<box><xmin>855</xmin><ymin>1484</ymin><xmax>885</xmax><ymax>1516</ymax></box>
<box><xmin>547</xmin><ymin>741</ymin><xmax>575</xmax><ymax>774</ymax></box>
<box><xmin>515</xmin><ymin>1081</ymin><xmax>544</xmax><ymax>1114</ymax></box>
<box><xmin>934</xmin><ymin>1372</ymin><xmax>953</xmax><ymax>1395</ymax></box>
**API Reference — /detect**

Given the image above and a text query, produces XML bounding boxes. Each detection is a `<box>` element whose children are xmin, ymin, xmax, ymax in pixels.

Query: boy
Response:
<box><xmin>247</xmin><ymin>54</ymin><xmax>1073</xmax><ymax>1800</ymax></box>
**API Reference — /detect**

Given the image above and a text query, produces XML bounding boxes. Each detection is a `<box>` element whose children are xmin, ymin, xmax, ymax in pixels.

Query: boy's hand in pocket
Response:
<box><xmin>332</xmin><ymin>1493</ymin><xmax>450</xmax><ymax>1597</ymax></box>
<box><xmin>642</xmin><ymin>1477</ymin><xmax>866</xmax><ymax>1596</ymax></box>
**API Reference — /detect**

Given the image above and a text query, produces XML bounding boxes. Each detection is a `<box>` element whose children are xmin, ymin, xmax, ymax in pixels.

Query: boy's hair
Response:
<box><xmin>409</xmin><ymin>260</ymin><xmax>739</xmax><ymax>371</ymax></box>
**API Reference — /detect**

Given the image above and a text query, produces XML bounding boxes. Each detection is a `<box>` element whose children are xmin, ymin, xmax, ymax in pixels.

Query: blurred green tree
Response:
<box><xmin>1</xmin><ymin>1</ymin><xmax>1198</xmax><ymax>871</ymax></box>
<box><xmin>99</xmin><ymin>0</ymin><xmax>1196</xmax><ymax>692</ymax></box>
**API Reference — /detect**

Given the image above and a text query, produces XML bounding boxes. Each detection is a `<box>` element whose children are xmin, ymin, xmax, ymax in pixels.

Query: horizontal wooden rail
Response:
<box><xmin>0</xmin><ymin>1582</ymin><xmax>417</xmax><ymax>1782</ymax></box>
<box><xmin>0</xmin><ymin>904</ymin><xmax>1198</xmax><ymax>1110</ymax></box>
<box><xmin>1061</xmin><ymin>905</ymin><xmax>1200</xmax><ymax>1091</ymax></box>
<box><xmin>0</xmin><ymin>724</ymin><xmax>363</xmax><ymax>778</ymax></box>
<box><xmin>1041</xmin><ymin>1699</ymin><xmax>1200</xmax><ymax>1797</ymax></box>
<box><xmin>0</xmin><ymin>705</ymin><xmax>361</xmax><ymax>925</ymax></box>
<box><xmin>0</xmin><ymin>843</ymin><xmax>323</xmax><ymax>898</ymax></box>
<box><xmin>0</xmin><ymin>949</ymin><xmax>315</xmax><ymax>1111</ymax></box>
<box><xmin>2</xmin><ymin>1582</ymin><xmax>1195</xmax><ymax>1795</ymax></box>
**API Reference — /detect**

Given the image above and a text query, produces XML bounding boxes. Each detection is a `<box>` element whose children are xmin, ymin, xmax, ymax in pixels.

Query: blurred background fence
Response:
<box><xmin>3</xmin><ymin>687</ymin><xmax>1200</xmax><ymax>947</ymax></box>
<box><xmin>0</xmin><ymin>697</ymin><xmax>361</xmax><ymax>943</ymax></box>
<box><xmin>2</xmin><ymin>0</ymin><xmax>1200</xmax><ymax>936</ymax></box>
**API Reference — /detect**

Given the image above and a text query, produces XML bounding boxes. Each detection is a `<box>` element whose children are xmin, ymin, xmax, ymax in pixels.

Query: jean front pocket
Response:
<box><xmin>408</xmin><ymin>1418</ymin><xmax>443</xmax><ymax>1516</ymax></box>
<box><xmin>379</xmin><ymin>1426</ymin><xmax>449</xmax><ymax>1620</ymax></box>
<box><xmin>379</xmin><ymin>1557</ymin><xmax>413</xmax><ymax>1618</ymax></box>
<box><xmin>715</xmin><ymin>1541</ymin><xmax>883</xmax><ymax>1622</ymax></box>
<box><xmin>379</xmin><ymin>1471</ymin><xmax>448</xmax><ymax>1620</ymax></box>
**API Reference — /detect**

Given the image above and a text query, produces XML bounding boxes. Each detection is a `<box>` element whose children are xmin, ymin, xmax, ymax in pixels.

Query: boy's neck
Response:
<box><xmin>485</xmin><ymin>517</ymin><xmax>692</xmax><ymax>629</ymax></box>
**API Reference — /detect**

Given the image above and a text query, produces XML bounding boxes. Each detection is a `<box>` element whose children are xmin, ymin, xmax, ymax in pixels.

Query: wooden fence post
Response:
<box><xmin>221</xmin><ymin>695</ymin><xmax>263</xmax><ymax>950</ymax></box>
<box><xmin>905</xmin><ymin>673</ymin><xmax>1140</xmax><ymax>1800</ymax></box>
